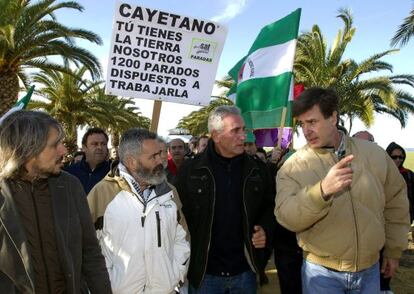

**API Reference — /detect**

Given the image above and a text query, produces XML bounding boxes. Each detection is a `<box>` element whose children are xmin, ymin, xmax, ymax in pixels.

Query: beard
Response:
<box><xmin>133</xmin><ymin>163</ymin><xmax>166</xmax><ymax>186</ymax></box>
<box><xmin>31</xmin><ymin>157</ymin><xmax>63</xmax><ymax>179</ymax></box>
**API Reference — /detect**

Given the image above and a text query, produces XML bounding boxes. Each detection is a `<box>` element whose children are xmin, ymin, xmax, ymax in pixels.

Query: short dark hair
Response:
<box><xmin>82</xmin><ymin>128</ymin><xmax>108</xmax><ymax>146</ymax></box>
<box><xmin>119</xmin><ymin>128</ymin><xmax>157</xmax><ymax>163</ymax></box>
<box><xmin>168</xmin><ymin>138</ymin><xmax>185</xmax><ymax>150</ymax></box>
<box><xmin>292</xmin><ymin>87</ymin><xmax>339</xmax><ymax>119</ymax></box>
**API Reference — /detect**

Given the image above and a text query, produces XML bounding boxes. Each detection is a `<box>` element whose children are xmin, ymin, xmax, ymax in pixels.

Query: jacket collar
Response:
<box><xmin>79</xmin><ymin>158</ymin><xmax>109</xmax><ymax>172</ymax></box>
<box><xmin>194</xmin><ymin>139</ymin><xmax>258</xmax><ymax>176</ymax></box>
<box><xmin>306</xmin><ymin>131</ymin><xmax>350</xmax><ymax>156</ymax></box>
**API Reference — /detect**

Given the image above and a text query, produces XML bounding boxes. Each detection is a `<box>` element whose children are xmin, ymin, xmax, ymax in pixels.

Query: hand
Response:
<box><xmin>381</xmin><ymin>257</ymin><xmax>399</xmax><ymax>278</ymax></box>
<box><xmin>252</xmin><ymin>225</ymin><xmax>266</xmax><ymax>248</ymax></box>
<box><xmin>271</xmin><ymin>147</ymin><xmax>282</xmax><ymax>163</ymax></box>
<box><xmin>321</xmin><ymin>155</ymin><xmax>354</xmax><ymax>200</ymax></box>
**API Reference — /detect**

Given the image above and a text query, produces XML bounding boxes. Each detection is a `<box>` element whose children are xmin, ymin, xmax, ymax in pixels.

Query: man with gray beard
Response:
<box><xmin>87</xmin><ymin>128</ymin><xmax>190</xmax><ymax>293</ymax></box>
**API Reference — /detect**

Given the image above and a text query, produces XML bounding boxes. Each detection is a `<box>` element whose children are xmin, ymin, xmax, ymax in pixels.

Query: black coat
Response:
<box><xmin>175</xmin><ymin>141</ymin><xmax>276</xmax><ymax>288</ymax></box>
<box><xmin>0</xmin><ymin>171</ymin><xmax>112</xmax><ymax>294</ymax></box>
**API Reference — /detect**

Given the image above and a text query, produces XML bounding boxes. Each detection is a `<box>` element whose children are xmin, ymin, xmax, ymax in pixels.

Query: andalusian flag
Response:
<box><xmin>227</xmin><ymin>9</ymin><xmax>301</xmax><ymax>148</ymax></box>
<box><xmin>0</xmin><ymin>86</ymin><xmax>35</xmax><ymax>125</ymax></box>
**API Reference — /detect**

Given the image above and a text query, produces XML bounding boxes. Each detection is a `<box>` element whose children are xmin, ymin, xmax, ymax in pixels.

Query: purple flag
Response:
<box><xmin>254</xmin><ymin>128</ymin><xmax>293</xmax><ymax>149</ymax></box>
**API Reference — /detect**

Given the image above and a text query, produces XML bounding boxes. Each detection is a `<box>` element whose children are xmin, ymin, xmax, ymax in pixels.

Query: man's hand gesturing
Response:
<box><xmin>321</xmin><ymin>155</ymin><xmax>354</xmax><ymax>200</ymax></box>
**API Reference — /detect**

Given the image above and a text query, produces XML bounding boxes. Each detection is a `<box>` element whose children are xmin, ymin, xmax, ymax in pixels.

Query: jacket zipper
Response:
<box><xmin>137</xmin><ymin>191</ymin><xmax>165</xmax><ymax>227</ymax></box>
<box><xmin>199</xmin><ymin>167</ymin><xmax>216</xmax><ymax>285</ymax></box>
<box><xmin>31</xmin><ymin>184</ymin><xmax>52</xmax><ymax>294</ymax></box>
<box><xmin>348</xmin><ymin>186</ymin><xmax>359</xmax><ymax>270</ymax></box>
<box><xmin>141</xmin><ymin>201</ymin><xmax>147</xmax><ymax>227</ymax></box>
<box><xmin>156</xmin><ymin>211</ymin><xmax>161</xmax><ymax>247</ymax></box>
<box><xmin>332</xmin><ymin>152</ymin><xmax>359</xmax><ymax>271</ymax></box>
<box><xmin>242</xmin><ymin>168</ymin><xmax>259</xmax><ymax>274</ymax></box>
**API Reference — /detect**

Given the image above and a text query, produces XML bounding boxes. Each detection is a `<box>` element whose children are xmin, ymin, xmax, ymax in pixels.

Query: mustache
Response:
<box><xmin>153</xmin><ymin>164</ymin><xmax>164</xmax><ymax>173</ymax></box>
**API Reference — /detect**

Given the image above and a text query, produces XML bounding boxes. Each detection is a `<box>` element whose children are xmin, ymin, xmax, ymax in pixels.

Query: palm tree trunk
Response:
<box><xmin>0</xmin><ymin>70</ymin><xmax>19</xmax><ymax>116</ymax></box>
<box><xmin>348</xmin><ymin>117</ymin><xmax>353</xmax><ymax>134</ymax></box>
<box><xmin>62</xmin><ymin>123</ymin><xmax>79</xmax><ymax>155</ymax></box>
<box><xmin>64</xmin><ymin>137</ymin><xmax>79</xmax><ymax>156</ymax></box>
<box><xmin>111</xmin><ymin>130</ymin><xmax>120</xmax><ymax>148</ymax></box>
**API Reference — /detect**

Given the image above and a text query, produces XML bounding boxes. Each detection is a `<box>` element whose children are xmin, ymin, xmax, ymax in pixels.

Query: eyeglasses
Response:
<box><xmin>391</xmin><ymin>155</ymin><xmax>404</xmax><ymax>160</ymax></box>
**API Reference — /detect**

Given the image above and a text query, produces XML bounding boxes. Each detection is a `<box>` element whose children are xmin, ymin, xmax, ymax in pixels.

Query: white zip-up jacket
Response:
<box><xmin>88</xmin><ymin>168</ymin><xmax>190</xmax><ymax>294</ymax></box>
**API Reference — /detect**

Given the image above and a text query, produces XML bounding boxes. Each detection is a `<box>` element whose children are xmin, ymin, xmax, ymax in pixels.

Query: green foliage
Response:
<box><xmin>180</xmin><ymin>9</ymin><xmax>414</xmax><ymax>135</ymax></box>
<box><xmin>405</xmin><ymin>151</ymin><xmax>414</xmax><ymax>171</ymax></box>
<box><xmin>29</xmin><ymin>65</ymin><xmax>150</xmax><ymax>152</ymax></box>
<box><xmin>294</xmin><ymin>8</ymin><xmax>414</xmax><ymax>131</ymax></box>
<box><xmin>391</xmin><ymin>5</ymin><xmax>414</xmax><ymax>47</ymax></box>
<box><xmin>0</xmin><ymin>0</ymin><xmax>102</xmax><ymax>115</ymax></box>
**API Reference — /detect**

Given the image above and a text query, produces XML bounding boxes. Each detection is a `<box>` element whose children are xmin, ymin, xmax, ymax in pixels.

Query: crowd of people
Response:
<box><xmin>0</xmin><ymin>87</ymin><xmax>413</xmax><ymax>294</ymax></box>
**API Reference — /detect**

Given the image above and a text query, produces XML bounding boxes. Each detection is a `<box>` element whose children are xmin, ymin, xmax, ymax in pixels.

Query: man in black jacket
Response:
<box><xmin>0</xmin><ymin>110</ymin><xmax>111</xmax><ymax>294</ymax></box>
<box><xmin>175</xmin><ymin>105</ymin><xmax>275</xmax><ymax>293</ymax></box>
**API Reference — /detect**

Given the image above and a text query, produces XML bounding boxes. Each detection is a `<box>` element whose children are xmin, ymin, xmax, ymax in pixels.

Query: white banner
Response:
<box><xmin>105</xmin><ymin>1</ymin><xmax>228</xmax><ymax>106</ymax></box>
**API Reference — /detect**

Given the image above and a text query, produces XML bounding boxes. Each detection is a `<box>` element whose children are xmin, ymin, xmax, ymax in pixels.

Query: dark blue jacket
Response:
<box><xmin>65</xmin><ymin>159</ymin><xmax>110</xmax><ymax>194</ymax></box>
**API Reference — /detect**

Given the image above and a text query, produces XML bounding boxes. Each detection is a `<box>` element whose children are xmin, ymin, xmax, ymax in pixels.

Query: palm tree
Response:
<box><xmin>391</xmin><ymin>4</ymin><xmax>414</xmax><ymax>47</ymax></box>
<box><xmin>0</xmin><ymin>0</ymin><xmax>102</xmax><ymax>116</ymax></box>
<box><xmin>28</xmin><ymin>66</ymin><xmax>104</xmax><ymax>153</ymax></box>
<box><xmin>294</xmin><ymin>8</ymin><xmax>414</xmax><ymax>131</ymax></box>
<box><xmin>29</xmin><ymin>66</ymin><xmax>151</xmax><ymax>153</ymax></box>
<box><xmin>177</xmin><ymin>77</ymin><xmax>234</xmax><ymax>135</ymax></box>
<box><xmin>90</xmin><ymin>87</ymin><xmax>151</xmax><ymax>148</ymax></box>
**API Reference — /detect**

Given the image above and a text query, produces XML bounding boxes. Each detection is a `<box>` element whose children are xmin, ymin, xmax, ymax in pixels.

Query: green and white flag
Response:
<box><xmin>0</xmin><ymin>85</ymin><xmax>35</xmax><ymax>125</ymax></box>
<box><xmin>227</xmin><ymin>9</ymin><xmax>301</xmax><ymax>147</ymax></box>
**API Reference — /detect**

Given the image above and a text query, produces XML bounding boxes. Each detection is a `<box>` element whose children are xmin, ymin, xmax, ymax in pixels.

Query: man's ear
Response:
<box><xmin>81</xmin><ymin>145</ymin><xmax>87</xmax><ymax>152</ymax></box>
<box><xmin>331</xmin><ymin>111</ymin><xmax>338</xmax><ymax>126</ymax></box>
<box><xmin>211</xmin><ymin>130</ymin><xmax>220</xmax><ymax>144</ymax></box>
<box><xmin>124</xmin><ymin>155</ymin><xmax>137</xmax><ymax>170</ymax></box>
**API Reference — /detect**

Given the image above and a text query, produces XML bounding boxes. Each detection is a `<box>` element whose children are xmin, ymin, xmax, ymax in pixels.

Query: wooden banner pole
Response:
<box><xmin>150</xmin><ymin>100</ymin><xmax>162</xmax><ymax>133</ymax></box>
<box><xmin>277</xmin><ymin>107</ymin><xmax>287</xmax><ymax>148</ymax></box>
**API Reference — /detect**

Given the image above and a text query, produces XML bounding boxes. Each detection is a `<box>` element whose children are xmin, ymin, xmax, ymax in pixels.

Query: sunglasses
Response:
<box><xmin>391</xmin><ymin>155</ymin><xmax>404</xmax><ymax>160</ymax></box>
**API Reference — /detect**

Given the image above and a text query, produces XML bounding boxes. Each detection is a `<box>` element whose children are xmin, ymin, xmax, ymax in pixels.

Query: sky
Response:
<box><xmin>54</xmin><ymin>0</ymin><xmax>414</xmax><ymax>149</ymax></box>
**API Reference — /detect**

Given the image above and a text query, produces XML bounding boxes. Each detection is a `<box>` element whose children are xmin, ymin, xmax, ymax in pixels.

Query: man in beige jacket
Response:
<box><xmin>275</xmin><ymin>87</ymin><xmax>410</xmax><ymax>294</ymax></box>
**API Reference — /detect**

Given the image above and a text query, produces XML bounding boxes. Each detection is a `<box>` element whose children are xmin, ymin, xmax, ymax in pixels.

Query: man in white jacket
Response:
<box><xmin>88</xmin><ymin>128</ymin><xmax>190</xmax><ymax>293</ymax></box>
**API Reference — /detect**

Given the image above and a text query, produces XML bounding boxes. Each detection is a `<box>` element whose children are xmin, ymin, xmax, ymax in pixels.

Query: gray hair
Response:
<box><xmin>352</xmin><ymin>130</ymin><xmax>375</xmax><ymax>142</ymax></box>
<box><xmin>119</xmin><ymin>128</ymin><xmax>157</xmax><ymax>163</ymax></box>
<box><xmin>0</xmin><ymin>110</ymin><xmax>64</xmax><ymax>179</ymax></box>
<box><xmin>207</xmin><ymin>105</ymin><xmax>241</xmax><ymax>133</ymax></box>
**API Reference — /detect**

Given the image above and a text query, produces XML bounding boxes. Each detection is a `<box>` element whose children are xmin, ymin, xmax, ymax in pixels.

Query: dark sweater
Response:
<box><xmin>205</xmin><ymin>145</ymin><xmax>250</xmax><ymax>276</ymax></box>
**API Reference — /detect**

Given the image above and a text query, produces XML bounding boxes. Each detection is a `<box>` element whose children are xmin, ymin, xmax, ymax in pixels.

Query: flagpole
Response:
<box><xmin>277</xmin><ymin>107</ymin><xmax>287</xmax><ymax>148</ymax></box>
<box><xmin>150</xmin><ymin>100</ymin><xmax>162</xmax><ymax>133</ymax></box>
<box><xmin>0</xmin><ymin>85</ymin><xmax>35</xmax><ymax>125</ymax></box>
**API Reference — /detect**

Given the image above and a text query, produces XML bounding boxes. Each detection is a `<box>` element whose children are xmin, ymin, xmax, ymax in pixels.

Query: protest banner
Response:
<box><xmin>106</xmin><ymin>1</ymin><xmax>227</xmax><ymax>106</ymax></box>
